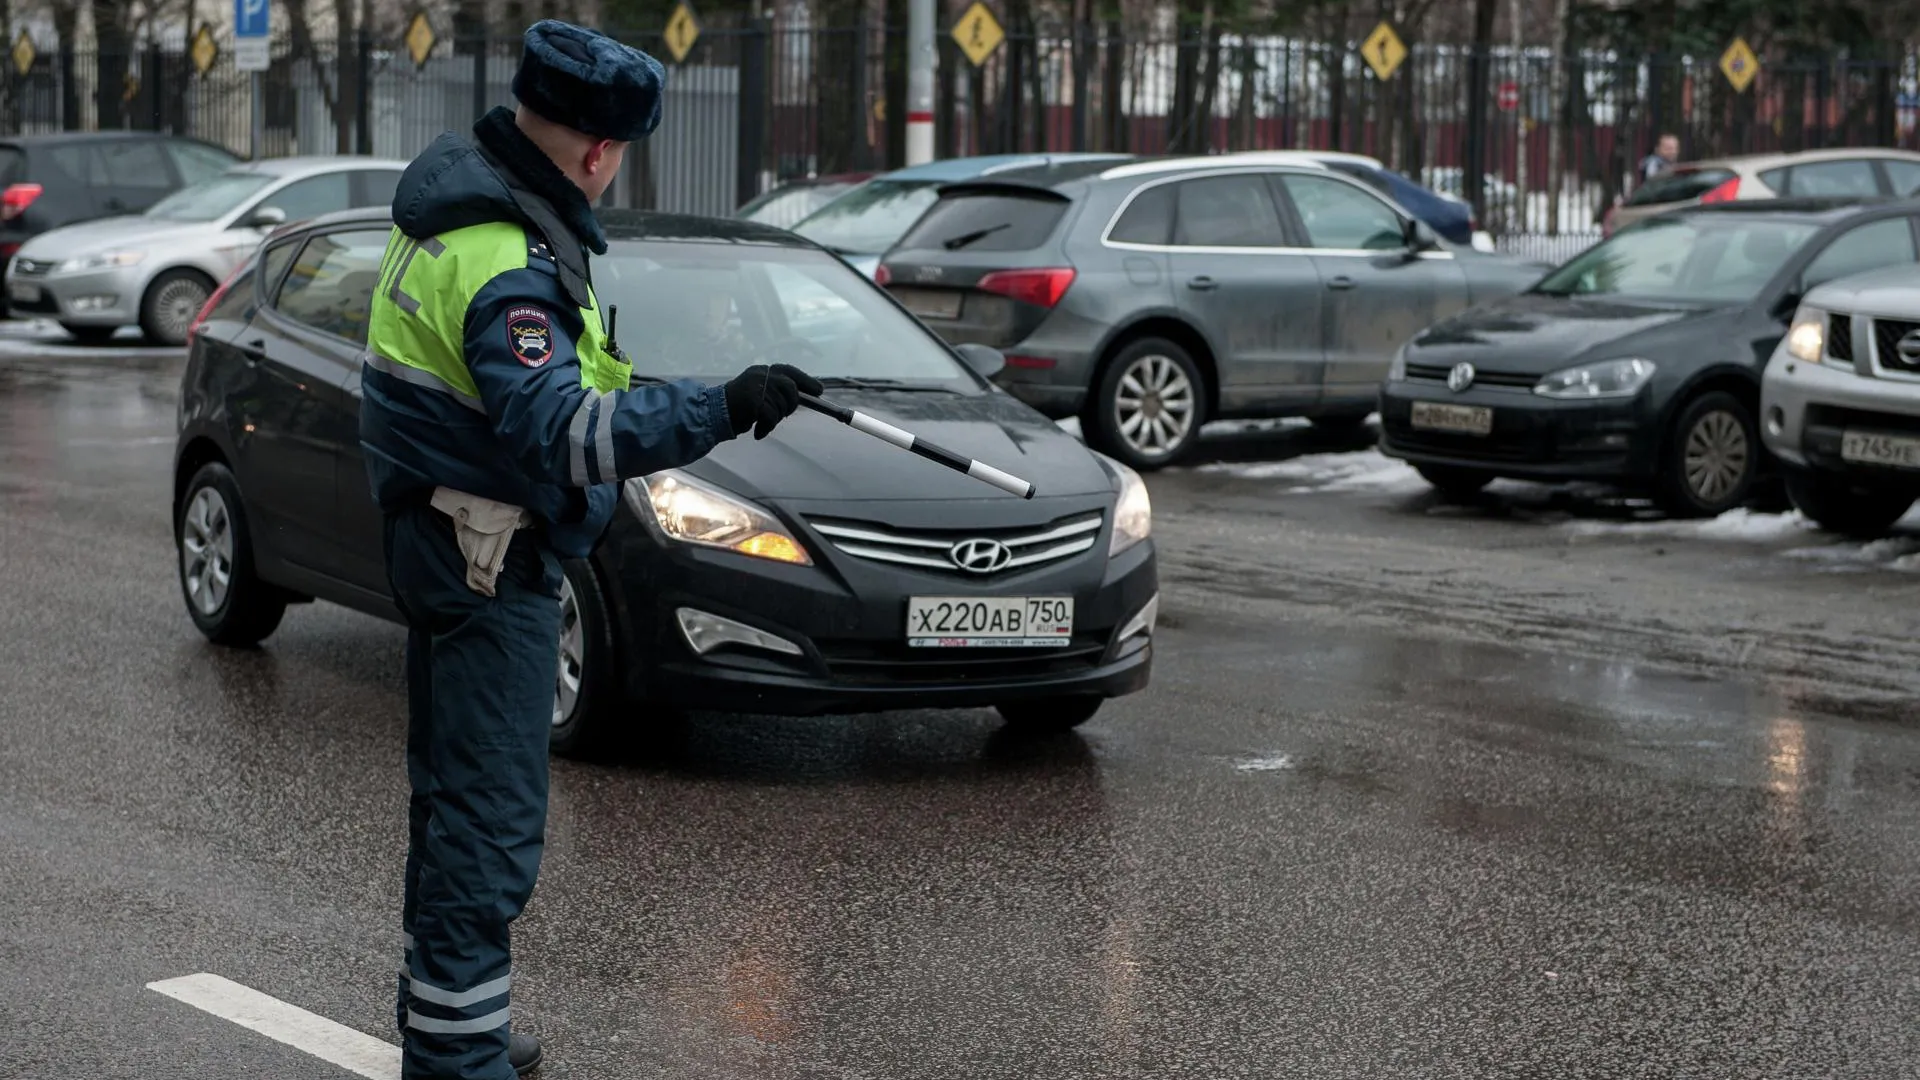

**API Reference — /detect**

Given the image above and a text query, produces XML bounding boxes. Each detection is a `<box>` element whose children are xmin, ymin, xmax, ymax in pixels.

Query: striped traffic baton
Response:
<box><xmin>797</xmin><ymin>393</ymin><xmax>1036</xmax><ymax>499</ymax></box>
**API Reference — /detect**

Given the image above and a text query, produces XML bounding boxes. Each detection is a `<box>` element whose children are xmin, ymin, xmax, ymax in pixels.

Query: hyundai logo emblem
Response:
<box><xmin>949</xmin><ymin>537</ymin><xmax>1013</xmax><ymax>574</ymax></box>
<box><xmin>1447</xmin><ymin>362</ymin><xmax>1477</xmax><ymax>392</ymax></box>
<box><xmin>1898</xmin><ymin>329</ymin><xmax>1920</xmax><ymax>366</ymax></box>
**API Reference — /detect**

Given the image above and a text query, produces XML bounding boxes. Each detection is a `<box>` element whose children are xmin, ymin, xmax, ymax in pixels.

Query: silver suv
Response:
<box><xmin>1762</xmin><ymin>262</ymin><xmax>1920</xmax><ymax>536</ymax></box>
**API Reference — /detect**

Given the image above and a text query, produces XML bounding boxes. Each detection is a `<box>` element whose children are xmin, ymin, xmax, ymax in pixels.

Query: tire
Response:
<box><xmin>1655</xmin><ymin>390</ymin><xmax>1759</xmax><ymax>519</ymax></box>
<box><xmin>139</xmin><ymin>269</ymin><xmax>214</xmax><ymax>347</ymax></box>
<box><xmin>549</xmin><ymin>558</ymin><xmax>626</xmax><ymax>760</ymax></box>
<box><xmin>1785</xmin><ymin>470</ymin><xmax>1916</xmax><ymax>539</ymax></box>
<box><xmin>60</xmin><ymin>323</ymin><xmax>117</xmax><ymax>346</ymax></box>
<box><xmin>1086</xmin><ymin>336</ymin><xmax>1207</xmax><ymax>470</ymax></box>
<box><xmin>177</xmin><ymin>461</ymin><xmax>287</xmax><ymax>646</ymax></box>
<box><xmin>995</xmin><ymin>695</ymin><xmax>1103</xmax><ymax>735</ymax></box>
<box><xmin>1417</xmin><ymin>464</ymin><xmax>1495</xmax><ymax>499</ymax></box>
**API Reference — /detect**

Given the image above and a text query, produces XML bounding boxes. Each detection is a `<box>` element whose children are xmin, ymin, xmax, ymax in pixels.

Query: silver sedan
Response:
<box><xmin>5</xmin><ymin>154</ymin><xmax>407</xmax><ymax>346</ymax></box>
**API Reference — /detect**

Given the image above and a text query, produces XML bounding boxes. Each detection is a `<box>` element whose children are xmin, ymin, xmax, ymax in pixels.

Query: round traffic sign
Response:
<box><xmin>1497</xmin><ymin>82</ymin><xmax>1519</xmax><ymax>111</ymax></box>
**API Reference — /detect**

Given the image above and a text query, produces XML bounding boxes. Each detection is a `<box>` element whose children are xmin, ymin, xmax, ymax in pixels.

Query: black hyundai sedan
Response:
<box><xmin>172</xmin><ymin>208</ymin><xmax>1157</xmax><ymax>757</ymax></box>
<box><xmin>1380</xmin><ymin>197</ymin><xmax>1920</xmax><ymax>516</ymax></box>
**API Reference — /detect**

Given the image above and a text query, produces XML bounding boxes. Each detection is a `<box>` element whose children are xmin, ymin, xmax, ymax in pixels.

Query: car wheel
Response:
<box><xmin>1416</xmin><ymin>464</ymin><xmax>1494</xmax><ymax>499</ymax></box>
<box><xmin>996</xmin><ymin>695</ymin><xmax>1103</xmax><ymax>734</ymax></box>
<box><xmin>140</xmin><ymin>269</ymin><xmax>213</xmax><ymax>347</ymax></box>
<box><xmin>549</xmin><ymin>558</ymin><xmax>625</xmax><ymax>760</ymax></box>
<box><xmin>1087</xmin><ymin>337</ymin><xmax>1206</xmax><ymax>471</ymax></box>
<box><xmin>1784</xmin><ymin>471</ymin><xmax>1916</xmax><ymax>539</ymax></box>
<box><xmin>177</xmin><ymin>462</ymin><xmax>287</xmax><ymax>646</ymax></box>
<box><xmin>1656</xmin><ymin>391</ymin><xmax>1759</xmax><ymax>518</ymax></box>
<box><xmin>60</xmin><ymin>323</ymin><xmax>117</xmax><ymax>346</ymax></box>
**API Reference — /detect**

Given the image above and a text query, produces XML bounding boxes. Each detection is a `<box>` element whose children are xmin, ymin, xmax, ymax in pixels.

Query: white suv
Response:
<box><xmin>1762</xmin><ymin>263</ymin><xmax>1920</xmax><ymax>536</ymax></box>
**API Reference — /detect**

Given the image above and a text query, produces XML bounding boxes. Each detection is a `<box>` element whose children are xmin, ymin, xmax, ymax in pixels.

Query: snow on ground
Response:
<box><xmin>1563</xmin><ymin>506</ymin><xmax>1920</xmax><ymax>571</ymax></box>
<box><xmin>1561</xmin><ymin>509</ymin><xmax>1821</xmax><ymax>543</ymax></box>
<box><xmin>1193</xmin><ymin>449</ymin><xmax>1426</xmax><ymax>494</ymax></box>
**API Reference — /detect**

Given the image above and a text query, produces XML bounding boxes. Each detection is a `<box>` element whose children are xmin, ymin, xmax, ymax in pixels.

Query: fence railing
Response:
<box><xmin>5</xmin><ymin>26</ymin><xmax>1917</xmax><ymax>237</ymax></box>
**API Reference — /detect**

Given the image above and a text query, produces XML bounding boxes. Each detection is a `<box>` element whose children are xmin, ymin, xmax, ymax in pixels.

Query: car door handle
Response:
<box><xmin>238</xmin><ymin>338</ymin><xmax>266</xmax><ymax>365</ymax></box>
<box><xmin>1326</xmin><ymin>275</ymin><xmax>1357</xmax><ymax>291</ymax></box>
<box><xmin>1187</xmin><ymin>275</ymin><xmax>1217</xmax><ymax>291</ymax></box>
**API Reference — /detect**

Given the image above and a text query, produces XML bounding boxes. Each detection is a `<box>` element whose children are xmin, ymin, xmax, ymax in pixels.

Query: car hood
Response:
<box><xmin>683</xmin><ymin>388</ymin><xmax>1115</xmax><ymax>503</ymax></box>
<box><xmin>17</xmin><ymin>215</ymin><xmax>220</xmax><ymax>260</ymax></box>
<box><xmin>1804</xmin><ymin>264</ymin><xmax>1920</xmax><ymax>314</ymax></box>
<box><xmin>1407</xmin><ymin>292</ymin><xmax>1739</xmax><ymax>375</ymax></box>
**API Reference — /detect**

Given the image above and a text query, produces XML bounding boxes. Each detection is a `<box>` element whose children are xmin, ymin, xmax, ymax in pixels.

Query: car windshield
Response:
<box><xmin>145</xmin><ymin>172</ymin><xmax>274</xmax><ymax>222</ymax></box>
<box><xmin>594</xmin><ymin>239</ymin><xmax>978</xmax><ymax>388</ymax></box>
<box><xmin>1531</xmin><ymin>215</ymin><xmax>1822</xmax><ymax>304</ymax></box>
<box><xmin>791</xmin><ymin>179</ymin><xmax>941</xmax><ymax>254</ymax></box>
<box><xmin>738</xmin><ymin>182</ymin><xmax>854</xmax><ymax>229</ymax></box>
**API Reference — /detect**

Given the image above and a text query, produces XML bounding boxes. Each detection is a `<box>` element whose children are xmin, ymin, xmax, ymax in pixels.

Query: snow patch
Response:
<box><xmin>1561</xmin><ymin>509</ymin><xmax>1816</xmax><ymax>543</ymax></box>
<box><xmin>1783</xmin><ymin>536</ymin><xmax>1920</xmax><ymax>566</ymax></box>
<box><xmin>1234</xmin><ymin>754</ymin><xmax>1297</xmax><ymax>773</ymax></box>
<box><xmin>1194</xmin><ymin>449</ymin><xmax>1424</xmax><ymax>493</ymax></box>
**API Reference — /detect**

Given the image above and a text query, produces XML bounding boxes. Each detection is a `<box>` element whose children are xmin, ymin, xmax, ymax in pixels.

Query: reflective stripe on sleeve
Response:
<box><xmin>406</xmin><ymin>971</ymin><xmax>511</xmax><ymax>1009</ymax></box>
<box><xmin>594</xmin><ymin>391</ymin><xmax>618</xmax><ymax>484</ymax></box>
<box><xmin>406</xmin><ymin>1006</ymin><xmax>511</xmax><ymax>1035</ymax></box>
<box><xmin>567</xmin><ymin>392</ymin><xmax>601</xmax><ymax>487</ymax></box>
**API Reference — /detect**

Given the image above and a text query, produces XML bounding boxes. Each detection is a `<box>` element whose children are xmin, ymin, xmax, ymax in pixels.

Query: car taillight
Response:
<box><xmin>188</xmin><ymin>263</ymin><xmax>247</xmax><ymax>341</ymax></box>
<box><xmin>1700</xmin><ymin>178</ymin><xmax>1740</xmax><ymax>203</ymax></box>
<box><xmin>0</xmin><ymin>183</ymin><xmax>42</xmax><ymax>222</ymax></box>
<box><xmin>976</xmin><ymin>267</ymin><xmax>1075</xmax><ymax>308</ymax></box>
<box><xmin>873</xmin><ymin>263</ymin><xmax>892</xmax><ymax>286</ymax></box>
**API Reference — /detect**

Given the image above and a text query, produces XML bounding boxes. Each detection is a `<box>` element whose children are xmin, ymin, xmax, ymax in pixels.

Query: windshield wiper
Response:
<box><xmin>941</xmin><ymin>223</ymin><xmax>1010</xmax><ymax>250</ymax></box>
<box><xmin>817</xmin><ymin>376</ymin><xmax>958</xmax><ymax>393</ymax></box>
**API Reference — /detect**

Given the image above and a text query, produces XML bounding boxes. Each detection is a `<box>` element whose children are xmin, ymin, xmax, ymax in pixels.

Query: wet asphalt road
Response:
<box><xmin>4</xmin><ymin>341</ymin><xmax>1920</xmax><ymax>1079</ymax></box>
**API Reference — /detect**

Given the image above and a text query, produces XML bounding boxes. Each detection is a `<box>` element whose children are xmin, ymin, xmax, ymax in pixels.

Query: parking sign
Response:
<box><xmin>234</xmin><ymin>0</ymin><xmax>269</xmax><ymax>71</ymax></box>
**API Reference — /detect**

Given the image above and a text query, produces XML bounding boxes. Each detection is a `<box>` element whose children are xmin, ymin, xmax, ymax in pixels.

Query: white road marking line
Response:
<box><xmin>147</xmin><ymin>973</ymin><xmax>401</xmax><ymax>1079</ymax></box>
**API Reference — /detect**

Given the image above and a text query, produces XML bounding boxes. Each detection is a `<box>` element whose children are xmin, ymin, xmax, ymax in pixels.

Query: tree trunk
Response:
<box><xmin>334</xmin><ymin>0</ymin><xmax>358</xmax><ymax>153</ymax></box>
<box><xmin>1543</xmin><ymin>0</ymin><xmax>1568</xmax><ymax>233</ymax></box>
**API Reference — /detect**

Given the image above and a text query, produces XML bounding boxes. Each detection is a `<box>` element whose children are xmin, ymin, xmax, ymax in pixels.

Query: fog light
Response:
<box><xmin>1766</xmin><ymin>407</ymin><xmax>1785</xmax><ymax>438</ymax></box>
<box><xmin>67</xmin><ymin>294</ymin><xmax>117</xmax><ymax>311</ymax></box>
<box><xmin>1118</xmin><ymin>592</ymin><xmax>1158</xmax><ymax>642</ymax></box>
<box><xmin>676</xmin><ymin>607</ymin><xmax>803</xmax><ymax>657</ymax></box>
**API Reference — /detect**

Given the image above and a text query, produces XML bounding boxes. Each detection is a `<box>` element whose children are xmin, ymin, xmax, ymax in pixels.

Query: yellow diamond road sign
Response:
<box><xmin>952</xmin><ymin>2</ymin><xmax>1004</xmax><ymax>68</ymax></box>
<box><xmin>1720</xmin><ymin>37</ymin><xmax>1759</xmax><ymax>93</ymax></box>
<box><xmin>664</xmin><ymin>4</ymin><xmax>700</xmax><ymax>64</ymax></box>
<box><xmin>11</xmin><ymin>31</ymin><xmax>33</xmax><ymax>77</ymax></box>
<box><xmin>1361</xmin><ymin>21</ymin><xmax>1407</xmax><ymax>81</ymax></box>
<box><xmin>406</xmin><ymin>13</ymin><xmax>436</xmax><ymax>68</ymax></box>
<box><xmin>190</xmin><ymin>25</ymin><xmax>218</xmax><ymax>76</ymax></box>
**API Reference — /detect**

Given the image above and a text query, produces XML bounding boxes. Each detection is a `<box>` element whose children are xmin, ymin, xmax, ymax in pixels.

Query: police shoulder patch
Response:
<box><xmin>505</xmin><ymin>306</ymin><xmax>554</xmax><ymax>368</ymax></box>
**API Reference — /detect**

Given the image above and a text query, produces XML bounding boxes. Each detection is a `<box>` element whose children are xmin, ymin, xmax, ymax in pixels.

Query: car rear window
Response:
<box><xmin>1626</xmin><ymin>167</ymin><xmax>1736</xmax><ymax>206</ymax></box>
<box><xmin>894</xmin><ymin>189</ymin><xmax>1069</xmax><ymax>252</ymax></box>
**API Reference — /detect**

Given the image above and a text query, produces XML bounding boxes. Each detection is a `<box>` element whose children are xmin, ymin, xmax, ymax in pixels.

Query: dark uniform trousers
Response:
<box><xmin>383</xmin><ymin>503</ymin><xmax>563</xmax><ymax>1080</ymax></box>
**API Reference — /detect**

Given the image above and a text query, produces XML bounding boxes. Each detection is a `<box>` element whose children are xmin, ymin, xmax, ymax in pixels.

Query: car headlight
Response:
<box><xmin>1533</xmin><ymin>357</ymin><xmax>1656</xmax><ymax>399</ymax></box>
<box><xmin>1387</xmin><ymin>343</ymin><xmax>1408</xmax><ymax>382</ymax></box>
<box><xmin>1786</xmin><ymin>309</ymin><xmax>1826</xmax><ymax>364</ymax></box>
<box><xmin>1101</xmin><ymin>453</ymin><xmax>1152</xmax><ymax>556</ymax></box>
<box><xmin>623</xmin><ymin>470</ymin><xmax>812</xmax><ymax>565</ymax></box>
<box><xmin>56</xmin><ymin>250</ymin><xmax>145</xmax><ymax>273</ymax></box>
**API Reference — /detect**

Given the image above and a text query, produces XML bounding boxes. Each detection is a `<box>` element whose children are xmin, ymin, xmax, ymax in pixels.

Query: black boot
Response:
<box><xmin>509</xmin><ymin>1032</ymin><xmax>543</xmax><ymax>1075</ymax></box>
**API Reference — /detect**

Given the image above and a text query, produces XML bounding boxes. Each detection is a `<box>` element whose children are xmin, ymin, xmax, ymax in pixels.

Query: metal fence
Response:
<box><xmin>5</xmin><ymin>25</ymin><xmax>1918</xmax><ymax>238</ymax></box>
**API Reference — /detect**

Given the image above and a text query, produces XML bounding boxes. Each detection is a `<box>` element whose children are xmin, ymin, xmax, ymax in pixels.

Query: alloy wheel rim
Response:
<box><xmin>180</xmin><ymin>486</ymin><xmax>234</xmax><ymax>615</ymax></box>
<box><xmin>553</xmin><ymin>576</ymin><xmax>584</xmax><ymax>728</ymax></box>
<box><xmin>1683</xmin><ymin>409</ymin><xmax>1749</xmax><ymax>505</ymax></box>
<box><xmin>157</xmin><ymin>278</ymin><xmax>208</xmax><ymax>341</ymax></box>
<box><xmin>1113</xmin><ymin>354</ymin><xmax>1196</xmax><ymax>457</ymax></box>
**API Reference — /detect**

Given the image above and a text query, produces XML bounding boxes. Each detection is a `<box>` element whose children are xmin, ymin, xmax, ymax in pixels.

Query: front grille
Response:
<box><xmin>809</xmin><ymin>512</ymin><xmax>1102</xmax><ymax>576</ymax></box>
<box><xmin>1405</xmin><ymin>363</ymin><xmax>1537</xmax><ymax>389</ymax></box>
<box><xmin>11</xmin><ymin>258</ymin><xmax>51</xmax><ymax>277</ymax></box>
<box><xmin>1805</xmin><ymin>404</ymin><xmax>1920</xmax><ymax>439</ymax></box>
<box><xmin>1828</xmin><ymin>315</ymin><xmax>1854</xmax><ymax>362</ymax></box>
<box><xmin>1873</xmin><ymin>318</ymin><xmax>1920</xmax><ymax>374</ymax></box>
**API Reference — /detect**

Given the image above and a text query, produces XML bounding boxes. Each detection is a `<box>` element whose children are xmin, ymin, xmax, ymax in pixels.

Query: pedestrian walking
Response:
<box><xmin>358</xmin><ymin>19</ymin><xmax>821</xmax><ymax>1078</ymax></box>
<box><xmin>1640</xmin><ymin>132</ymin><xmax>1681</xmax><ymax>184</ymax></box>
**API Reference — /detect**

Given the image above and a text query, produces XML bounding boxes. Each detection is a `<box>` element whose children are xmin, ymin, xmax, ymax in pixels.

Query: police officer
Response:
<box><xmin>359</xmin><ymin>20</ymin><xmax>821</xmax><ymax>1079</ymax></box>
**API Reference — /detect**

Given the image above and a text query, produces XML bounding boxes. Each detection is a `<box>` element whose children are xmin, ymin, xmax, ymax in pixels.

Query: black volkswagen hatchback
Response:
<box><xmin>172</xmin><ymin>208</ymin><xmax>1157</xmax><ymax>756</ymax></box>
<box><xmin>1381</xmin><ymin>198</ymin><xmax>1920</xmax><ymax>516</ymax></box>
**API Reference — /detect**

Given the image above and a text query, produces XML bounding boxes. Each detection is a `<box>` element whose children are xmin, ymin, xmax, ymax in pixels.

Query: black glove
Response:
<box><xmin>723</xmin><ymin>363</ymin><xmax>823</xmax><ymax>440</ymax></box>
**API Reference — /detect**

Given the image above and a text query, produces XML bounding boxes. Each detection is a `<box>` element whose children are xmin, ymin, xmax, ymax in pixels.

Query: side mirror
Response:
<box><xmin>245</xmin><ymin>206</ymin><xmax>287</xmax><ymax>230</ymax></box>
<box><xmin>954</xmin><ymin>342</ymin><xmax>1006</xmax><ymax>379</ymax></box>
<box><xmin>1405</xmin><ymin>218</ymin><xmax>1441</xmax><ymax>254</ymax></box>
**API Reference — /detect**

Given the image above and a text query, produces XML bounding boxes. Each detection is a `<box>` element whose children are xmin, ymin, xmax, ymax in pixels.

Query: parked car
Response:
<box><xmin>1380</xmin><ymin>197</ymin><xmax>1920</xmax><ymax>517</ymax></box>
<box><xmin>875</xmin><ymin>156</ymin><xmax>1545</xmax><ymax>469</ymax></box>
<box><xmin>173</xmin><ymin>207</ymin><xmax>1158</xmax><ymax>756</ymax></box>
<box><xmin>1605</xmin><ymin>147</ymin><xmax>1920</xmax><ymax>237</ymax></box>
<box><xmin>792</xmin><ymin>153</ymin><xmax>1135</xmax><ymax>277</ymax></box>
<box><xmin>1220</xmin><ymin>150</ymin><xmax>1492</xmax><ymax>251</ymax></box>
<box><xmin>0</xmin><ymin>132</ymin><xmax>241</xmax><ymax>314</ymax></box>
<box><xmin>6</xmin><ymin>155</ymin><xmax>405</xmax><ymax>346</ymax></box>
<box><xmin>1761</xmin><ymin>262</ymin><xmax>1920</xmax><ymax>536</ymax></box>
<box><xmin>736</xmin><ymin>172</ymin><xmax>872</xmax><ymax>229</ymax></box>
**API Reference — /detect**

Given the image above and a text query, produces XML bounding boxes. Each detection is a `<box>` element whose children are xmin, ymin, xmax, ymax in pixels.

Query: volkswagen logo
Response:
<box><xmin>1447</xmin><ymin>362</ymin><xmax>1477</xmax><ymax>392</ymax></box>
<box><xmin>949</xmin><ymin>537</ymin><xmax>1013</xmax><ymax>574</ymax></box>
<box><xmin>1898</xmin><ymin>329</ymin><xmax>1920</xmax><ymax>366</ymax></box>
